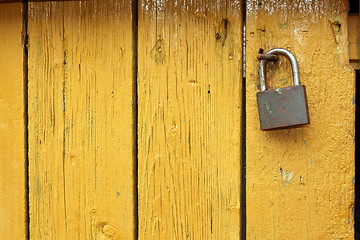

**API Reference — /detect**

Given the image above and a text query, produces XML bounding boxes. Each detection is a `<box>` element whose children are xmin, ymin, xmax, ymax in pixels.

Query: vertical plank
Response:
<box><xmin>246</xmin><ymin>1</ymin><xmax>355</xmax><ymax>239</ymax></box>
<box><xmin>138</xmin><ymin>1</ymin><xmax>243</xmax><ymax>239</ymax></box>
<box><xmin>28</xmin><ymin>1</ymin><xmax>136</xmax><ymax>239</ymax></box>
<box><xmin>348</xmin><ymin>15</ymin><xmax>359</xmax><ymax>61</ymax></box>
<box><xmin>348</xmin><ymin>14</ymin><xmax>360</xmax><ymax>69</ymax></box>
<box><xmin>0</xmin><ymin>3</ymin><xmax>27</xmax><ymax>239</ymax></box>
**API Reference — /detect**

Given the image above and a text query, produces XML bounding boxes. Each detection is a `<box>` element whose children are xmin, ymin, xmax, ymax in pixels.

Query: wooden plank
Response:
<box><xmin>348</xmin><ymin>14</ymin><xmax>359</xmax><ymax>61</ymax></box>
<box><xmin>246</xmin><ymin>1</ymin><xmax>355</xmax><ymax>239</ymax></box>
<box><xmin>28</xmin><ymin>1</ymin><xmax>136</xmax><ymax>239</ymax></box>
<box><xmin>0</xmin><ymin>3</ymin><xmax>27</xmax><ymax>240</ymax></box>
<box><xmin>138</xmin><ymin>1</ymin><xmax>243</xmax><ymax>239</ymax></box>
<box><xmin>0</xmin><ymin>0</ymin><xmax>77</xmax><ymax>2</ymax></box>
<box><xmin>348</xmin><ymin>14</ymin><xmax>360</xmax><ymax>69</ymax></box>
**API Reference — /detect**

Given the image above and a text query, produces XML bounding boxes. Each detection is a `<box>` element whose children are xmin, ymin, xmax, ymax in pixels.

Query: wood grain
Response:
<box><xmin>349</xmin><ymin>14</ymin><xmax>359</xmax><ymax>62</ymax></box>
<box><xmin>348</xmin><ymin>14</ymin><xmax>360</xmax><ymax>69</ymax></box>
<box><xmin>246</xmin><ymin>1</ymin><xmax>355</xmax><ymax>239</ymax></box>
<box><xmin>0</xmin><ymin>3</ymin><xmax>27</xmax><ymax>239</ymax></box>
<box><xmin>28</xmin><ymin>1</ymin><xmax>136</xmax><ymax>239</ymax></box>
<box><xmin>138</xmin><ymin>1</ymin><xmax>243</xmax><ymax>239</ymax></box>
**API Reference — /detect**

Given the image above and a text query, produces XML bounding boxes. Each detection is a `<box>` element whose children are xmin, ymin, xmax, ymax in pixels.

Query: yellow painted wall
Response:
<box><xmin>246</xmin><ymin>0</ymin><xmax>355</xmax><ymax>239</ymax></box>
<box><xmin>0</xmin><ymin>3</ymin><xmax>27</xmax><ymax>239</ymax></box>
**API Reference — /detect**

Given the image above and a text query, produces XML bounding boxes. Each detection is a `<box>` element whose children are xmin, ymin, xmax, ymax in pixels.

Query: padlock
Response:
<box><xmin>257</xmin><ymin>48</ymin><xmax>310</xmax><ymax>130</ymax></box>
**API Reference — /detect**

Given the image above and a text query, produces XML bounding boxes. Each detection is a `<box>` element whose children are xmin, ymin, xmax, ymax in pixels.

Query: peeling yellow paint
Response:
<box><xmin>279</xmin><ymin>168</ymin><xmax>294</xmax><ymax>186</ymax></box>
<box><xmin>138</xmin><ymin>1</ymin><xmax>243</xmax><ymax>239</ymax></box>
<box><xmin>1</xmin><ymin>1</ymin><xmax>356</xmax><ymax>239</ymax></box>
<box><xmin>28</xmin><ymin>1</ymin><xmax>136</xmax><ymax>239</ymax></box>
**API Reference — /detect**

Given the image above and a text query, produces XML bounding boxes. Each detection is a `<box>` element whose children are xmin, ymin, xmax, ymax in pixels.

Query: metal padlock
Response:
<box><xmin>257</xmin><ymin>48</ymin><xmax>310</xmax><ymax>130</ymax></box>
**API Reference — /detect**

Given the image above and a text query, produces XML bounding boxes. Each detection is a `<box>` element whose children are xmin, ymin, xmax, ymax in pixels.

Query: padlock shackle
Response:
<box><xmin>259</xmin><ymin>48</ymin><xmax>300</xmax><ymax>91</ymax></box>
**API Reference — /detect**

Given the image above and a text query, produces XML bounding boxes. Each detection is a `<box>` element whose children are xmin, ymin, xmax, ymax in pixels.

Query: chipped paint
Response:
<box><xmin>299</xmin><ymin>176</ymin><xmax>305</xmax><ymax>185</ymax></box>
<box><xmin>277</xmin><ymin>78</ymin><xmax>289</xmax><ymax>85</ymax></box>
<box><xmin>150</xmin><ymin>39</ymin><xmax>166</xmax><ymax>64</ymax></box>
<box><xmin>28</xmin><ymin>1</ymin><xmax>136</xmax><ymax>238</ymax></box>
<box><xmin>279</xmin><ymin>168</ymin><xmax>294</xmax><ymax>186</ymax></box>
<box><xmin>138</xmin><ymin>1</ymin><xmax>243</xmax><ymax>239</ymax></box>
<box><xmin>279</xmin><ymin>23</ymin><xmax>287</xmax><ymax>29</ymax></box>
<box><xmin>247</xmin><ymin>0</ymin><xmax>355</xmax><ymax>238</ymax></box>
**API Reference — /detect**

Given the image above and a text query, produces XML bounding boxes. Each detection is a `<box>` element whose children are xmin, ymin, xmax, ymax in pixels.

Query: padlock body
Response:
<box><xmin>257</xmin><ymin>85</ymin><xmax>310</xmax><ymax>130</ymax></box>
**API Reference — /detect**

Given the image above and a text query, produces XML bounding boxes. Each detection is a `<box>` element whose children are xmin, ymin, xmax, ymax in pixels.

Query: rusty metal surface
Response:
<box><xmin>257</xmin><ymin>84</ymin><xmax>310</xmax><ymax>130</ymax></box>
<box><xmin>257</xmin><ymin>53</ymin><xmax>279</xmax><ymax>62</ymax></box>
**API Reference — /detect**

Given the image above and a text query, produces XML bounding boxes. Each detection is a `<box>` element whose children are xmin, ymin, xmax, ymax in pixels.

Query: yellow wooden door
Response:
<box><xmin>0</xmin><ymin>0</ymin><xmax>356</xmax><ymax>239</ymax></box>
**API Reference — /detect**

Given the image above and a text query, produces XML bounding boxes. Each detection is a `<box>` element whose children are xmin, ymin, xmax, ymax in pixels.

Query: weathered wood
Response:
<box><xmin>246</xmin><ymin>0</ymin><xmax>355</xmax><ymax>239</ymax></box>
<box><xmin>0</xmin><ymin>0</ymin><xmax>76</xmax><ymax>2</ymax></box>
<box><xmin>0</xmin><ymin>3</ymin><xmax>27</xmax><ymax>239</ymax></box>
<box><xmin>138</xmin><ymin>1</ymin><xmax>243</xmax><ymax>239</ymax></box>
<box><xmin>349</xmin><ymin>15</ymin><xmax>359</xmax><ymax>61</ymax></box>
<box><xmin>349</xmin><ymin>14</ymin><xmax>360</xmax><ymax>69</ymax></box>
<box><xmin>28</xmin><ymin>1</ymin><xmax>136</xmax><ymax>239</ymax></box>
